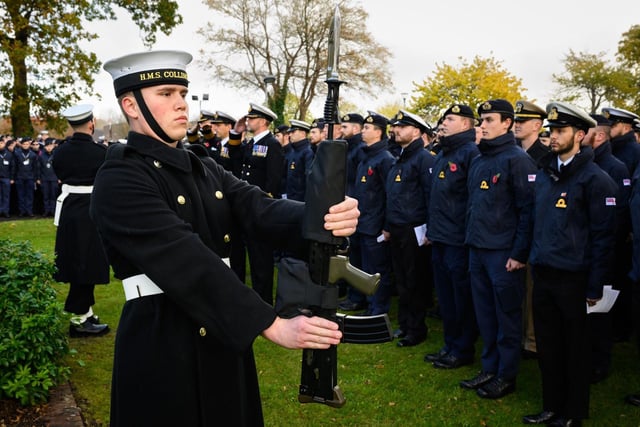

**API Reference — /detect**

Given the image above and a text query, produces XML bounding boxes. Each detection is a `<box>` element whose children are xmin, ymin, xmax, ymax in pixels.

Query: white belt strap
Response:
<box><xmin>122</xmin><ymin>258</ymin><xmax>230</xmax><ymax>302</ymax></box>
<box><xmin>54</xmin><ymin>184</ymin><xmax>93</xmax><ymax>226</ymax></box>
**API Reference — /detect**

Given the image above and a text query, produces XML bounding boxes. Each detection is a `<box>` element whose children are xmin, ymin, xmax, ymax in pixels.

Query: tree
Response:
<box><xmin>0</xmin><ymin>1</ymin><xmax>182</xmax><ymax>136</ymax></box>
<box><xmin>198</xmin><ymin>0</ymin><xmax>392</xmax><ymax>126</ymax></box>
<box><xmin>616</xmin><ymin>25</ymin><xmax>640</xmax><ymax>111</ymax></box>
<box><xmin>552</xmin><ymin>49</ymin><xmax>634</xmax><ymax>114</ymax></box>
<box><xmin>411</xmin><ymin>56</ymin><xmax>525</xmax><ymax>123</ymax></box>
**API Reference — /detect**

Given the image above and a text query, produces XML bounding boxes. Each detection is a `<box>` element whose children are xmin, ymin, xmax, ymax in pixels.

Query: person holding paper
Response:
<box><xmin>383</xmin><ymin>110</ymin><xmax>434</xmax><ymax>347</ymax></box>
<box><xmin>523</xmin><ymin>102</ymin><xmax>617</xmax><ymax>426</ymax></box>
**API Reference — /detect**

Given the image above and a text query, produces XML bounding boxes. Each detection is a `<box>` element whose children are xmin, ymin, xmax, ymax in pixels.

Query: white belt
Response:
<box><xmin>54</xmin><ymin>184</ymin><xmax>93</xmax><ymax>226</ymax></box>
<box><xmin>122</xmin><ymin>258</ymin><xmax>230</xmax><ymax>302</ymax></box>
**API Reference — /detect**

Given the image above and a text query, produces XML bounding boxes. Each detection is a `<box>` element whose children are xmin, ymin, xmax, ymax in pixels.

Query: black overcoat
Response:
<box><xmin>90</xmin><ymin>132</ymin><xmax>306</xmax><ymax>426</ymax></box>
<box><xmin>52</xmin><ymin>132</ymin><xmax>110</xmax><ymax>284</ymax></box>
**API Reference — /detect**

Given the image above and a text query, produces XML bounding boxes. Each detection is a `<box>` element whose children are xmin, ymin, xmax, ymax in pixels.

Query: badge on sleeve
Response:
<box><xmin>528</xmin><ymin>174</ymin><xmax>536</xmax><ymax>182</ymax></box>
<box><xmin>605</xmin><ymin>197</ymin><xmax>616</xmax><ymax>206</ymax></box>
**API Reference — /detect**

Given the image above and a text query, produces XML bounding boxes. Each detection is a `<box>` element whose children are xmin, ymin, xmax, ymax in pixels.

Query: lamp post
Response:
<box><xmin>263</xmin><ymin>75</ymin><xmax>276</xmax><ymax>105</ymax></box>
<box><xmin>401</xmin><ymin>92</ymin><xmax>408</xmax><ymax>107</ymax></box>
<box><xmin>191</xmin><ymin>93</ymin><xmax>210</xmax><ymax>113</ymax></box>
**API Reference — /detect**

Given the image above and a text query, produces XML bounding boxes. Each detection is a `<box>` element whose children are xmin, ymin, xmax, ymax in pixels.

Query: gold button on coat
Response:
<box><xmin>177</xmin><ymin>195</ymin><xmax>186</xmax><ymax>205</ymax></box>
<box><xmin>215</xmin><ymin>191</ymin><xmax>223</xmax><ymax>199</ymax></box>
<box><xmin>223</xmin><ymin>234</ymin><xmax>231</xmax><ymax>243</ymax></box>
<box><xmin>199</xmin><ymin>327</ymin><xmax>206</xmax><ymax>337</ymax></box>
<box><xmin>153</xmin><ymin>160</ymin><xmax>162</xmax><ymax>168</ymax></box>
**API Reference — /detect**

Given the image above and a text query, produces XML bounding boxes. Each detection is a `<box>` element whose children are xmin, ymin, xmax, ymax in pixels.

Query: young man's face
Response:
<box><xmin>514</xmin><ymin>118</ymin><xmax>541</xmax><ymax>140</ymax></box>
<box><xmin>440</xmin><ymin>114</ymin><xmax>469</xmax><ymax>137</ymax></box>
<box><xmin>140</xmin><ymin>84</ymin><xmax>189</xmax><ymax>142</ymax></box>
<box><xmin>479</xmin><ymin>113</ymin><xmax>511</xmax><ymax>140</ymax></box>
<box><xmin>550</xmin><ymin>126</ymin><xmax>581</xmax><ymax>156</ymax></box>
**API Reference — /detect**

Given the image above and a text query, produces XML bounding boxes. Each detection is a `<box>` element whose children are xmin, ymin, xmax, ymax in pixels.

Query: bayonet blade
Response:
<box><xmin>326</xmin><ymin>5</ymin><xmax>341</xmax><ymax>80</ymax></box>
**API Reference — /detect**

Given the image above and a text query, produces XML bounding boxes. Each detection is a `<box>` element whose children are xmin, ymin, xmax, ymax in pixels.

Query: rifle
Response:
<box><xmin>288</xmin><ymin>5</ymin><xmax>392</xmax><ymax>408</ymax></box>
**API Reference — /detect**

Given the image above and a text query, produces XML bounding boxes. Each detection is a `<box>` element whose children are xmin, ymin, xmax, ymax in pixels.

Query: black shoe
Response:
<box><xmin>86</xmin><ymin>314</ymin><xmax>101</xmax><ymax>324</ymax></box>
<box><xmin>338</xmin><ymin>300</ymin><xmax>367</xmax><ymax>311</ymax></box>
<box><xmin>69</xmin><ymin>320</ymin><xmax>110</xmax><ymax>338</ymax></box>
<box><xmin>460</xmin><ymin>371</ymin><xmax>495</xmax><ymax>390</ymax></box>
<box><xmin>625</xmin><ymin>394</ymin><xmax>640</xmax><ymax>406</ymax></box>
<box><xmin>521</xmin><ymin>349</ymin><xmax>538</xmax><ymax>360</ymax></box>
<box><xmin>424</xmin><ymin>348</ymin><xmax>448</xmax><ymax>362</ymax></box>
<box><xmin>476</xmin><ymin>377</ymin><xmax>516</xmax><ymax>399</ymax></box>
<box><xmin>590</xmin><ymin>368</ymin><xmax>609</xmax><ymax>384</ymax></box>
<box><xmin>548</xmin><ymin>417</ymin><xmax>582</xmax><ymax>427</ymax></box>
<box><xmin>522</xmin><ymin>411</ymin><xmax>557</xmax><ymax>424</ymax></box>
<box><xmin>396</xmin><ymin>335</ymin><xmax>425</xmax><ymax>347</ymax></box>
<box><xmin>393</xmin><ymin>329</ymin><xmax>406</xmax><ymax>339</ymax></box>
<box><xmin>433</xmin><ymin>354</ymin><xmax>474</xmax><ymax>369</ymax></box>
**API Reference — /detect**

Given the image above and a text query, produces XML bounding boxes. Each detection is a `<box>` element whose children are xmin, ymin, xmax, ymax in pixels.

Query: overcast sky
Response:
<box><xmin>83</xmin><ymin>0</ymin><xmax>640</xmax><ymax>122</ymax></box>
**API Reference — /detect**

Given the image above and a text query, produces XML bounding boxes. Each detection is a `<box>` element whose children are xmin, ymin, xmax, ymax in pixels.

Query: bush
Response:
<box><xmin>0</xmin><ymin>238</ymin><xmax>70</xmax><ymax>405</ymax></box>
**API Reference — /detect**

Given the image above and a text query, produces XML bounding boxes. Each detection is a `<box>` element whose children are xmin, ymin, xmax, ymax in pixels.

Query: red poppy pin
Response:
<box><xmin>367</xmin><ymin>166</ymin><xmax>373</xmax><ymax>176</ymax></box>
<box><xmin>492</xmin><ymin>173</ymin><xmax>501</xmax><ymax>184</ymax></box>
<box><xmin>448</xmin><ymin>161</ymin><xmax>457</xmax><ymax>172</ymax></box>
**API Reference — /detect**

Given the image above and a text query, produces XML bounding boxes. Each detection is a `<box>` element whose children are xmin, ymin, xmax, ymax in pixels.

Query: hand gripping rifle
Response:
<box><xmin>274</xmin><ymin>5</ymin><xmax>393</xmax><ymax>408</ymax></box>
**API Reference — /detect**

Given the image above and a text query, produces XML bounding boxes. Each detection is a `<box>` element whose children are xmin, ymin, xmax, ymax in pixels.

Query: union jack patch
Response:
<box><xmin>605</xmin><ymin>197</ymin><xmax>616</xmax><ymax>206</ymax></box>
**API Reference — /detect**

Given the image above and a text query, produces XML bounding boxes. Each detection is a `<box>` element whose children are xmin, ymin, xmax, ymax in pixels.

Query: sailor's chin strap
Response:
<box><xmin>133</xmin><ymin>89</ymin><xmax>177</xmax><ymax>144</ymax></box>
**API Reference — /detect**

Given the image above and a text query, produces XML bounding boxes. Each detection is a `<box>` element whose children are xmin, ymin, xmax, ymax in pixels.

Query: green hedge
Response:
<box><xmin>0</xmin><ymin>238</ymin><xmax>70</xmax><ymax>405</ymax></box>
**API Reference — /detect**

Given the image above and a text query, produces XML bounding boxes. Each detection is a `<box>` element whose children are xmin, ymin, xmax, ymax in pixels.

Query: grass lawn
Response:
<box><xmin>2</xmin><ymin>218</ymin><xmax>640</xmax><ymax>426</ymax></box>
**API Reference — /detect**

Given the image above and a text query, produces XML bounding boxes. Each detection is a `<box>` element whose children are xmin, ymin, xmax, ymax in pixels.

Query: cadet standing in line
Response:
<box><xmin>461</xmin><ymin>99</ymin><xmax>536</xmax><ymax>399</ymax></box>
<box><xmin>0</xmin><ymin>136</ymin><xmax>14</xmax><ymax>218</ymax></box>
<box><xmin>235</xmin><ymin>103</ymin><xmax>285</xmax><ymax>304</ymax></box>
<box><xmin>282</xmin><ymin>119</ymin><xmax>313</xmax><ymax>202</ymax></box>
<box><xmin>95</xmin><ymin>49</ymin><xmax>357</xmax><ymax>427</ymax></box>
<box><xmin>383</xmin><ymin>110</ymin><xmax>434</xmax><ymax>347</ymax></box>
<box><xmin>53</xmin><ymin>104</ymin><xmax>110</xmax><ymax>337</ymax></box>
<box><xmin>523</xmin><ymin>102</ymin><xmax>617</xmax><ymax>427</ymax></box>
<box><xmin>513</xmin><ymin>100</ymin><xmax>549</xmax><ymax>361</ymax></box>
<box><xmin>425</xmin><ymin>104</ymin><xmax>480</xmax><ymax>370</ymax></box>
<box><xmin>351</xmin><ymin>111</ymin><xmax>395</xmax><ymax>315</ymax></box>
<box><xmin>308</xmin><ymin>118</ymin><xmax>325</xmax><ymax>155</ymax></box>
<box><xmin>12</xmin><ymin>136</ymin><xmax>39</xmax><ymax>217</ymax></box>
<box><xmin>37</xmin><ymin>138</ymin><xmax>60</xmax><ymax>217</ymax></box>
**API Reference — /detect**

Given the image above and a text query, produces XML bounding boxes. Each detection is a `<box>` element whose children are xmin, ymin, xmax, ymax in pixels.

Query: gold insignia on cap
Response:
<box><xmin>604</xmin><ymin>111</ymin><xmax>610</xmax><ymax>119</ymax></box>
<box><xmin>366</xmin><ymin>116</ymin><xmax>373</xmax><ymax>123</ymax></box>
<box><xmin>452</xmin><ymin>105</ymin><xmax>460</xmax><ymax>113</ymax></box>
<box><xmin>548</xmin><ymin>107</ymin><xmax>559</xmax><ymax>120</ymax></box>
<box><xmin>214</xmin><ymin>113</ymin><xmax>219</xmax><ymax>120</ymax></box>
<box><xmin>342</xmin><ymin>114</ymin><xmax>350</xmax><ymax>121</ymax></box>
<box><xmin>397</xmin><ymin>112</ymin><xmax>404</xmax><ymax>120</ymax></box>
<box><xmin>482</xmin><ymin>102</ymin><xmax>492</xmax><ymax>111</ymax></box>
<box><xmin>515</xmin><ymin>102</ymin><xmax>523</xmax><ymax>113</ymax></box>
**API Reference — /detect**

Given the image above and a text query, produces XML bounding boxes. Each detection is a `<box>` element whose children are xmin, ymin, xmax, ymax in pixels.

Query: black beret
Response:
<box><xmin>311</xmin><ymin>118</ymin><xmax>325</xmax><ymax>129</ymax></box>
<box><xmin>442</xmin><ymin>104</ymin><xmax>475</xmax><ymax>119</ymax></box>
<box><xmin>477</xmin><ymin>99</ymin><xmax>514</xmax><ymax>118</ymax></box>
<box><xmin>363</xmin><ymin>111</ymin><xmax>389</xmax><ymax>129</ymax></box>
<box><xmin>275</xmin><ymin>124</ymin><xmax>290</xmax><ymax>135</ymax></box>
<box><xmin>341</xmin><ymin>113</ymin><xmax>364</xmax><ymax>125</ymax></box>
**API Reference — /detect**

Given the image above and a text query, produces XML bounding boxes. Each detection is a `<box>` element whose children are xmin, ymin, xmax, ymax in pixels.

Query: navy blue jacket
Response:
<box><xmin>530</xmin><ymin>147</ymin><xmax>618</xmax><ymax>299</ymax></box>
<box><xmin>345</xmin><ymin>133</ymin><xmax>365</xmax><ymax>197</ymax></box>
<box><xmin>353</xmin><ymin>138</ymin><xmax>395</xmax><ymax>236</ymax></box>
<box><xmin>465</xmin><ymin>133</ymin><xmax>537</xmax><ymax>262</ymax></box>
<box><xmin>385</xmin><ymin>138</ymin><xmax>434</xmax><ymax>228</ymax></box>
<box><xmin>593</xmin><ymin>141</ymin><xmax>631</xmax><ymax>240</ymax></box>
<box><xmin>284</xmin><ymin>138</ymin><xmax>314</xmax><ymax>202</ymax></box>
<box><xmin>428</xmin><ymin>129</ymin><xmax>480</xmax><ymax>246</ymax></box>
<box><xmin>629</xmin><ymin>166</ymin><xmax>640</xmax><ymax>283</ymax></box>
<box><xmin>12</xmin><ymin>148</ymin><xmax>39</xmax><ymax>180</ymax></box>
<box><xmin>611</xmin><ymin>130</ymin><xmax>640</xmax><ymax>176</ymax></box>
<box><xmin>38</xmin><ymin>150</ymin><xmax>58</xmax><ymax>182</ymax></box>
<box><xmin>240</xmin><ymin>132</ymin><xmax>285</xmax><ymax>198</ymax></box>
<box><xmin>0</xmin><ymin>149</ymin><xmax>13</xmax><ymax>179</ymax></box>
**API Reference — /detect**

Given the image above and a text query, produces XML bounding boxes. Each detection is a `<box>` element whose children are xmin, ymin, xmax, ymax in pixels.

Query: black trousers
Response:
<box><xmin>64</xmin><ymin>283</ymin><xmax>96</xmax><ymax>315</ymax></box>
<box><xmin>246</xmin><ymin>239</ymin><xmax>274</xmax><ymax>305</ymax></box>
<box><xmin>532</xmin><ymin>265</ymin><xmax>590</xmax><ymax>420</ymax></box>
<box><xmin>389</xmin><ymin>224</ymin><xmax>432</xmax><ymax>340</ymax></box>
